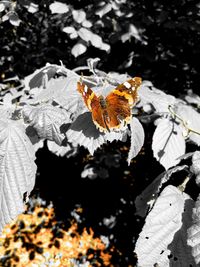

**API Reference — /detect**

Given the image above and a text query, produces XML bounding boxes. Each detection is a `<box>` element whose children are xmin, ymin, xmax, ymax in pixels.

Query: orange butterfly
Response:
<box><xmin>77</xmin><ymin>77</ymin><xmax>142</xmax><ymax>132</ymax></box>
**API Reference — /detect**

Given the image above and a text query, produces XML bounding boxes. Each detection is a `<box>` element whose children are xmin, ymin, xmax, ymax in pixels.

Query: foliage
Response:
<box><xmin>0</xmin><ymin>196</ymin><xmax>113</xmax><ymax>266</ymax></box>
<box><xmin>0</xmin><ymin>59</ymin><xmax>200</xmax><ymax>265</ymax></box>
<box><xmin>0</xmin><ymin>0</ymin><xmax>200</xmax><ymax>94</ymax></box>
<box><xmin>0</xmin><ymin>0</ymin><xmax>200</xmax><ymax>265</ymax></box>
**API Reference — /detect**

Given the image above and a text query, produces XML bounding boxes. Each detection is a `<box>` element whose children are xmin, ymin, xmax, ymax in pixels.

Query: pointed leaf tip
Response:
<box><xmin>127</xmin><ymin>117</ymin><xmax>144</xmax><ymax>165</ymax></box>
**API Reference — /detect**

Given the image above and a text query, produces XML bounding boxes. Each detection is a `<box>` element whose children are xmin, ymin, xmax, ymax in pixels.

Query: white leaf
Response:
<box><xmin>185</xmin><ymin>90</ymin><xmax>200</xmax><ymax>106</ymax></box>
<box><xmin>121</xmin><ymin>24</ymin><xmax>142</xmax><ymax>43</ymax></box>
<box><xmin>0</xmin><ymin>119</ymin><xmax>37</xmax><ymax>233</ymax></box>
<box><xmin>72</xmin><ymin>9</ymin><xmax>86</xmax><ymax>24</ymax></box>
<box><xmin>62</xmin><ymin>26</ymin><xmax>78</xmax><ymax>39</ymax></box>
<box><xmin>169</xmin><ymin>197</ymin><xmax>195</xmax><ymax>267</ymax></box>
<box><xmin>47</xmin><ymin>140</ymin><xmax>78</xmax><ymax>157</ymax></box>
<box><xmin>135</xmin><ymin>185</ymin><xmax>192</xmax><ymax>267</ymax></box>
<box><xmin>66</xmin><ymin>112</ymin><xmax>127</xmax><ymax>155</ymax></box>
<box><xmin>71</xmin><ymin>43</ymin><xmax>87</xmax><ymax>57</ymax></box>
<box><xmin>25</xmin><ymin>126</ymin><xmax>44</xmax><ymax>152</ymax></box>
<box><xmin>0</xmin><ymin>3</ymin><xmax>5</xmax><ymax>12</ymax></box>
<box><xmin>77</xmin><ymin>28</ymin><xmax>110</xmax><ymax>51</ymax></box>
<box><xmin>87</xmin><ymin>57</ymin><xmax>100</xmax><ymax>73</ymax></box>
<box><xmin>27</xmin><ymin>3</ymin><xmax>38</xmax><ymax>13</ymax></box>
<box><xmin>1</xmin><ymin>14</ymin><xmax>9</xmax><ymax>22</ymax></box>
<box><xmin>27</xmin><ymin>76</ymin><xmax>76</xmax><ymax>105</ymax></box>
<box><xmin>9</xmin><ymin>13</ymin><xmax>21</xmax><ymax>26</ymax></box>
<box><xmin>152</xmin><ymin>118</ymin><xmax>186</xmax><ymax>170</ymax></box>
<box><xmin>49</xmin><ymin>1</ymin><xmax>69</xmax><ymax>14</ymax></box>
<box><xmin>0</xmin><ymin>106</ymin><xmax>14</xmax><ymax>119</ymax></box>
<box><xmin>174</xmin><ymin>103</ymin><xmax>200</xmax><ymax>146</ymax></box>
<box><xmin>139</xmin><ymin>84</ymin><xmax>176</xmax><ymax>112</ymax></box>
<box><xmin>23</xmin><ymin>63</ymin><xmax>59</xmax><ymax>91</ymax></box>
<box><xmin>23</xmin><ymin>104</ymin><xmax>71</xmax><ymax>145</ymax></box>
<box><xmin>95</xmin><ymin>3</ymin><xmax>112</xmax><ymax>17</ymax></box>
<box><xmin>191</xmin><ymin>151</ymin><xmax>200</xmax><ymax>185</ymax></box>
<box><xmin>66</xmin><ymin>112</ymin><xmax>105</xmax><ymax>154</ymax></box>
<box><xmin>135</xmin><ymin>165</ymin><xmax>188</xmax><ymax>217</ymax></box>
<box><xmin>187</xmin><ymin>194</ymin><xmax>200</xmax><ymax>264</ymax></box>
<box><xmin>100</xmin><ymin>42</ymin><xmax>110</xmax><ymax>52</ymax></box>
<box><xmin>51</xmin><ymin>77</ymin><xmax>84</xmax><ymax>117</ymax></box>
<box><xmin>127</xmin><ymin>117</ymin><xmax>144</xmax><ymax>164</ymax></box>
<box><xmin>90</xmin><ymin>33</ymin><xmax>103</xmax><ymax>48</ymax></box>
<box><xmin>78</xmin><ymin>27</ymin><xmax>93</xmax><ymax>42</ymax></box>
<box><xmin>82</xmin><ymin>19</ymin><xmax>92</xmax><ymax>28</ymax></box>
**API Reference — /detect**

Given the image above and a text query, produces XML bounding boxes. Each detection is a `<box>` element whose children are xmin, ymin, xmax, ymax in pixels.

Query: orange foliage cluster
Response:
<box><xmin>0</xmin><ymin>203</ymin><xmax>113</xmax><ymax>267</ymax></box>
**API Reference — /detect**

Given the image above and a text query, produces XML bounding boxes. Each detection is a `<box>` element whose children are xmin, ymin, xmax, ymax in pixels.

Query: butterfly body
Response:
<box><xmin>77</xmin><ymin>77</ymin><xmax>142</xmax><ymax>132</ymax></box>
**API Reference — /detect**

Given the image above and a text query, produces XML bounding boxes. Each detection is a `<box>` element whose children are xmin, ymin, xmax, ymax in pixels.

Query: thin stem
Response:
<box><xmin>178</xmin><ymin>175</ymin><xmax>191</xmax><ymax>192</ymax></box>
<box><xmin>168</xmin><ymin>105</ymin><xmax>200</xmax><ymax>136</ymax></box>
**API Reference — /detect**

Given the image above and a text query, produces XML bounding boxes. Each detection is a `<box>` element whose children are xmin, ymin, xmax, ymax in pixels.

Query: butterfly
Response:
<box><xmin>77</xmin><ymin>77</ymin><xmax>142</xmax><ymax>132</ymax></box>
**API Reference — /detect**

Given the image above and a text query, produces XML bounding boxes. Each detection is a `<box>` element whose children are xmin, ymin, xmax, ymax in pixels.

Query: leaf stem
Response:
<box><xmin>168</xmin><ymin>105</ymin><xmax>200</xmax><ymax>136</ymax></box>
<box><xmin>178</xmin><ymin>175</ymin><xmax>191</xmax><ymax>192</ymax></box>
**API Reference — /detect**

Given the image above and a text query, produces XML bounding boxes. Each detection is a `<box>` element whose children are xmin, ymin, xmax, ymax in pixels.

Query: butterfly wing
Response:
<box><xmin>77</xmin><ymin>77</ymin><xmax>142</xmax><ymax>132</ymax></box>
<box><xmin>111</xmin><ymin>77</ymin><xmax>142</xmax><ymax>107</ymax></box>
<box><xmin>77</xmin><ymin>81</ymin><xmax>108</xmax><ymax>131</ymax></box>
<box><xmin>104</xmin><ymin>92</ymin><xmax>131</xmax><ymax>130</ymax></box>
<box><xmin>104</xmin><ymin>77</ymin><xmax>142</xmax><ymax>130</ymax></box>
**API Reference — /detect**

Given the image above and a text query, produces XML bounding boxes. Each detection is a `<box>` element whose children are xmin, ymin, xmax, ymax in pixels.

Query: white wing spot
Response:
<box><xmin>84</xmin><ymin>85</ymin><xmax>88</xmax><ymax>92</ymax></box>
<box><xmin>123</xmin><ymin>81</ymin><xmax>131</xmax><ymax>89</ymax></box>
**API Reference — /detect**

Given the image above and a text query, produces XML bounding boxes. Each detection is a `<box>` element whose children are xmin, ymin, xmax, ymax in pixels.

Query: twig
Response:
<box><xmin>178</xmin><ymin>175</ymin><xmax>191</xmax><ymax>192</ymax></box>
<box><xmin>168</xmin><ymin>105</ymin><xmax>200</xmax><ymax>136</ymax></box>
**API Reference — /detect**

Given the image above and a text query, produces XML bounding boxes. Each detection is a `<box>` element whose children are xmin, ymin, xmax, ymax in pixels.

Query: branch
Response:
<box><xmin>168</xmin><ymin>105</ymin><xmax>200</xmax><ymax>136</ymax></box>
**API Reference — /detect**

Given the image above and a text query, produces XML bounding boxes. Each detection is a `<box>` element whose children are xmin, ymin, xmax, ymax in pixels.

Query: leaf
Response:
<box><xmin>135</xmin><ymin>185</ymin><xmax>192</xmax><ymax>267</ymax></box>
<box><xmin>62</xmin><ymin>26</ymin><xmax>78</xmax><ymax>39</ymax></box>
<box><xmin>0</xmin><ymin>119</ymin><xmax>37</xmax><ymax>233</ymax></box>
<box><xmin>71</xmin><ymin>43</ymin><xmax>87</xmax><ymax>57</ymax></box>
<box><xmin>26</xmin><ymin>2</ymin><xmax>38</xmax><ymax>13</ymax></box>
<box><xmin>139</xmin><ymin>83</ymin><xmax>176</xmax><ymax>112</ymax></box>
<box><xmin>121</xmin><ymin>24</ymin><xmax>142</xmax><ymax>43</ymax></box>
<box><xmin>185</xmin><ymin>90</ymin><xmax>200</xmax><ymax>107</ymax></box>
<box><xmin>81</xmin><ymin>164</ymin><xmax>109</xmax><ymax>180</ymax></box>
<box><xmin>47</xmin><ymin>140</ymin><xmax>78</xmax><ymax>157</ymax></box>
<box><xmin>95</xmin><ymin>3</ymin><xmax>112</xmax><ymax>17</ymax></box>
<box><xmin>66</xmin><ymin>112</ymin><xmax>127</xmax><ymax>155</ymax></box>
<box><xmin>25</xmin><ymin>126</ymin><xmax>44</xmax><ymax>152</ymax></box>
<box><xmin>174</xmin><ymin>103</ymin><xmax>200</xmax><ymax>146</ymax></box>
<box><xmin>26</xmin><ymin>76</ymin><xmax>79</xmax><ymax>106</ymax></box>
<box><xmin>152</xmin><ymin>118</ymin><xmax>186</xmax><ymax>170</ymax></box>
<box><xmin>187</xmin><ymin>194</ymin><xmax>200</xmax><ymax>264</ymax></box>
<box><xmin>87</xmin><ymin>58</ymin><xmax>100</xmax><ymax>74</ymax></box>
<box><xmin>135</xmin><ymin>165</ymin><xmax>188</xmax><ymax>218</ymax></box>
<box><xmin>77</xmin><ymin>28</ymin><xmax>110</xmax><ymax>51</ymax></box>
<box><xmin>23</xmin><ymin>64</ymin><xmax>59</xmax><ymax>90</ymax></box>
<box><xmin>191</xmin><ymin>151</ymin><xmax>200</xmax><ymax>185</ymax></box>
<box><xmin>78</xmin><ymin>27</ymin><xmax>93</xmax><ymax>42</ymax></box>
<box><xmin>49</xmin><ymin>1</ymin><xmax>69</xmax><ymax>14</ymax></box>
<box><xmin>72</xmin><ymin>9</ymin><xmax>86</xmax><ymax>24</ymax></box>
<box><xmin>168</xmin><ymin>197</ymin><xmax>195</xmax><ymax>267</ymax></box>
<box><xmin>127</xmin><ymin>117</ymin><xmax>144</xmax><ymax>165</ymax></box>
<box><xmin>22</xmin><ymin>104</ymin><xmax>71</xmax><ymax>145</ymax></box>
<box><xmin>51</xmin><ymin>77</ymin><xmax>85</xmax><ymax>118</ymax></box>
<box><xmin>82</xmin><ymin>19</ymin><xmax>92</xmax><ymax>28</ymax></box>
<box><xmin>66</xmin><ymin>112</ymin><xmax>105</xmax><ymax>154</ymax></box>
<box><xmin>8</xmin><ymin>12</ymin><xmax>21</xmax><ymax>26</ymax></box>
<box><xmin>0</xmin><ymin>2</ymin><xmax>5</xmax><ymax>12</ymax></box>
